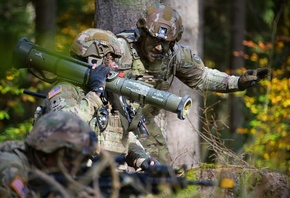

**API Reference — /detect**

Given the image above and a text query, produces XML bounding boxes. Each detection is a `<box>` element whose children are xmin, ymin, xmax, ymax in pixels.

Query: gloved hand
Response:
<box><xmin>141</xmin><ymin>157</ymin><xmax>161</xmax><ymax>171</ymax></box>
<box><xmin>238</xmin><ymin>68</ymin><xmax>269</xmax><ymax>90</ymax></box>
<box><xmin>89</xmin><ymin>65</ymin><xmax>110</xmax><ymax>93</ymax></box>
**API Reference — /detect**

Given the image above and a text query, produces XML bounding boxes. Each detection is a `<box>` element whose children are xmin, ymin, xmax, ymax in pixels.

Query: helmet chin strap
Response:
<box><xmin>155</xmin><ymin>54</ymin><xmax>165</xmax><ymax>59</ymax></box>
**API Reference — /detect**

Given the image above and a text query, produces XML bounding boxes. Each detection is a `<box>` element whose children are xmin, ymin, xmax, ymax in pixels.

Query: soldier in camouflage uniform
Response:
<box><xmin>0</xmin><ymin>140</ymin><xmax>28</xmax><ymax>198</ymax></box>
<box><xmin>0</xmin><ymin>111</ymin><xmax>100</xmax><ymax>197</ymax></box>
<box><xmin>115</xmin><ymin>3</ymin><xmax>269</xmax><ymax>164</ymax></box>
<box><xmin>42</xmin><ymin>28</ymin><xmax>159</xmax><ymax>171</ymax></box>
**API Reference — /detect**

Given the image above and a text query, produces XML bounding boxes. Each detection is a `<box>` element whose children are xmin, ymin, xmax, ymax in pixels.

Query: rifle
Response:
<box><xmin>29</xmin><ymin>156</ymin><xmax>234</xmax><ymax>198</ymax></box>
<box><xmin>96</xmin><ymin>165</ymin><xmax>219</xmax><ymax>197</ymax></box>
<box><xmin>12</xmin><ymin>37</ymin><xmax>192</xmax><ymax>120</ymax></box>
<box><xmin>88</xmin><ymin>162</ymin><xmax>234</xmax><ymax>197</ymax></box>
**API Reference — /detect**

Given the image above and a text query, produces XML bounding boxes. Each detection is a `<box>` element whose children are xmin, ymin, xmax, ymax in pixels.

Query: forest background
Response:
<box><xmin>0</xmin><ymin>0</ymin><xmax>289</xmax><ymax>181</ymax></box>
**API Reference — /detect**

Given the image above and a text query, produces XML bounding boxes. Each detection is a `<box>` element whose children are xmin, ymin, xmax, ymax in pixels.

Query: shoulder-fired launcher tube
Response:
<box><xmin>13</xmin><ymin>37</ymin><xmax>91</xmax><ymax>85</ymax></box>
<box><xmin>106</xmin><ymin>72</ymin><xmax>191</xmax><ymax>120</ymax></box>
<box><xmin>12</xmin><ymin>37</ymin><xmax>192</xmax><ymax>120</ymax></box>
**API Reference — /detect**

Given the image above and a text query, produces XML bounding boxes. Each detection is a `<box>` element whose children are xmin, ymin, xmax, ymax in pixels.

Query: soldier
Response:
<box><xmin>115</xmin><ymin>3</ymin><xmax>269</xmax><ymax>164</ymax></box>
<box><xmin>0</xmin><ymin>111</ymin><xmax>100</xmax><ymax>197</ymax></box>
<box><xmin>42</xmin><ymin>28</ymin><xmax>159</xmax><ymax>171</ymax></box>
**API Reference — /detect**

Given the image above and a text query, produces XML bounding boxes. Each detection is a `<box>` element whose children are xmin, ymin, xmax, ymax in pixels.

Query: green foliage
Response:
<box><xmin>203</xmin><ymin>0</ymin><xmax>290</xmax><ymax>174</ymax></box>
<box><xmin>242</xmin><ymin>72</ymin><xmax>290</xmax><ymax>174</ymax></box>
<box><xmin>0</xmin><ymin>0</ymin><xmax>31</xmax><ymax>34</ymax></box>
<box><xmin>0</xmin><ymin>0</ymin><xmax>33</xmax><ymax>75</ymax></box>
<box><xmin>146</xmin><ymin>168</ymin><xmax>199</xmax><ymax>198</ymax></box>
<box><xmin>1</xmin><ymin>0</ymin><xmax>289</xmax><ymax>182</ymax></box>
<box><xmin>0</xmin><ymin>0</ymin><xmax>94</xmax><ymax>142</ymax></box>
<box><xmin>0</xmin><ymin>69</ymin><xmax>50</xmax><ymax>142</ymax></box>
<box><xmin>240</xmin><ymin>24</ymin><xmax>290</xmax><ymax>174</ymax></box>
<box><xmin>200</xmin><ymin>163</ymin><xmax>217</xmax><ymax>169</ymax></box>
<box><xmin>0</xmin><ymin>119</ymin><xmax>33</xmax><ymax>141</ymax></box>
<box><xmin>56</xmin><ymin>0</ymin><xmax>95</xmax><ymax>53</ymax></box>
<box><xmin>175</xmin><ymin>169</ymin><xmax>199</xmax><ymax>197</ymax></box>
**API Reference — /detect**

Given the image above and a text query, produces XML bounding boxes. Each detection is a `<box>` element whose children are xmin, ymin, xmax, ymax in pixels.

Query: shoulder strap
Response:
<box><xmin>116</xmin><ymin>29</ymin><xmax>140</xmax><ymax>60</ymax></box>
<box><xmin>116</xmin><ymin>29</ymin><xmax>137</xmax><ymax>42</ymax></box>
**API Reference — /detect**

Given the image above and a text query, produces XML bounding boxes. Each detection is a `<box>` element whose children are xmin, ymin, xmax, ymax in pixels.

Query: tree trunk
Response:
<box><xmin>229</xmin><ymin>0</ymin><xmax>246</xmax><ymax>150</ymax></box>
<box><xmin>32</xmin><ymin>0</ymin><xmax>57</xmax><ymax>49</ymax></box>
<box><xmin>94</xmin><ymin>0</ymin><xmax>156</xmax><ymax>32</ymax></box>
<box><xmin>161</xmin><ymin>0</ymin><xmax>201</xmax><ymax>168</ymax></box>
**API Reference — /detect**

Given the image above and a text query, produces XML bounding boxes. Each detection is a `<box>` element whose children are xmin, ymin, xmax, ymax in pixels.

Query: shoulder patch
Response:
<box><xmin>10</xmin><ymin>176</ymin><xmax>29</xmax><ymax>198</ymax></box>
<box><xmin>48</xmin><ymin>86</ymin><xmax>62</xmax><ymax>99</ymax></box>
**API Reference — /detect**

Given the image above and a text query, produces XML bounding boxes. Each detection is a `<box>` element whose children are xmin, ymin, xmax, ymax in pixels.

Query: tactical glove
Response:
<box><xmin>141</xmin><ymin>157</ymin><xmax>161</xmax><ymax>171</ymax></box>
<box><xmin>238</xmin><ymin>68</ymin><xmax>269</xmax><ymax>91</ymax></box>
<box><xmin>89</xmin><ymin>65</ymin><xmax>110</xmax><ymax>93</ymax></box>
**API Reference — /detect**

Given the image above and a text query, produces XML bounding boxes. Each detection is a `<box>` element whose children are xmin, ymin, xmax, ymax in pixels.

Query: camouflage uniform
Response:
<box><xmin>115</xmin><ymin>3</ymin><xmax>268</xmax><ymax>164</ymax></box>
<box><xmin>0</xmin><ymin>141</ymin><xmax>29</xmax><ymax>198</ymax></box>
<box><xmin>42</xmin><ymin>28</ymin><xmax>151</xmax><ymax>170</ymax></box>
<box><xmin>0</xmin><ymin>112</ymin><xmax>99</xmax><ymax>197</ymax></box>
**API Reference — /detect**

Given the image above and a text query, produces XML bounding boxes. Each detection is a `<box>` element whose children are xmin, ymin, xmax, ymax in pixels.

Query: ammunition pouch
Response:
<box><xmin>98</xmin><ymin>111</ymin><xmax>127</xmax><ymax>154</ymax></box>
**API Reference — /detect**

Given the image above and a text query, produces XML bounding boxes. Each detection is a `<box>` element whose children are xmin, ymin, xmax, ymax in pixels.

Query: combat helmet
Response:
<box><xmin>70</xmin><ymin>28</ymin><xmax>122</xmax><ymax>61</ymax></box>
<box><xmin>26</xmin><ymin>111</ymin><xmax>97</xmax><ymax>155</ymax></box>
<box><xmin>136</xmin><ymin>3</ymin><xmax>184</xmax><ymax>42</ymax></box>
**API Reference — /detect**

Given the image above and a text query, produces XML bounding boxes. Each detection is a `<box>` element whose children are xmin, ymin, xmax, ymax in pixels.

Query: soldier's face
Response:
<box><xmin>140</xmin><ymin>33</ymin><xmax>172</xmax><ymax>62</ymax></box>
<box><xmin>104</xmin><ymin>53</ymin><xmax>119</xmax><ymax>71</ymax></box>
<box><xmin>88</xmin><ymin>53</ymin><xmax>119</xmax><ymax>71</ymax></box>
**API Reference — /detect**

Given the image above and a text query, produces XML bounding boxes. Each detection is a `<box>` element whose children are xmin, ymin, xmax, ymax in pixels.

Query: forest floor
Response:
<box><xmin>148</xmin><ymin>165</ymin><xmax>290</xmax><ymax>198</ymax></box>
<box><xmin>194</xmin><ymin>166</ymin><xmax>289</xmax><ymax>198</ymax></box>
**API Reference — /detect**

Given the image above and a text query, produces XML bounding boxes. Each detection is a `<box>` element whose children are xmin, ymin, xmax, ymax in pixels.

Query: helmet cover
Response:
<box><xmin>70</xmin><ymin>28</ymin><xmax>122</xmax><ymax>58</ymax></box>
<box><xmin>137</xmin><ymin>3</ymin><xmax>183</xmax><ymax>42</ymax></box>
<box><xmin>26</xmin><ymin>111</ymin><xmax>97</xmax><ymax>155</ymax></box>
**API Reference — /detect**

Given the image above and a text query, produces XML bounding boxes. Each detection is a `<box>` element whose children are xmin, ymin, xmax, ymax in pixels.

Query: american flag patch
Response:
<box><xmin>10</xmin><ymin>176</ymin><xmax>29</xmax><ymax>198</ymax></box>
<box><xmin>48</xmin><ymin>86</ymin><xmax>62</xmax><ymax>99</ymax></box>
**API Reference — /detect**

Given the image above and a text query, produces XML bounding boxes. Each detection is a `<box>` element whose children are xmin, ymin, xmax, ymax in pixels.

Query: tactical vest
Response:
<box><xmin>37</xmin><ymin>82</ymin><xmax>129</xmax><ymax>155</ymax></box>
<box><xmin>97</xmin><ymin>110</ymin><xmax>128</xmax><ymax>154</ymax></box>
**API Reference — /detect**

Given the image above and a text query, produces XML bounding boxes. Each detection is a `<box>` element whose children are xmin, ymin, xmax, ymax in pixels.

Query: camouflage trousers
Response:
<box><xmin>138</xmin><ymin>113</ymin><xmax>172</xmax><ymax>165</ymax></box>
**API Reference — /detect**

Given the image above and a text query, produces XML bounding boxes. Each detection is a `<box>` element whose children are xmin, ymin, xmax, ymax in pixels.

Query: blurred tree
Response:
<box><xmin>56</xmin><ymin>0</ymin><xmax>95</xmax><ymax>53</ymax></box>
<box><xmin>31</xmin><ymin>0</ymin><xmax>57</xmax><ymax>48</ymax></box>
<box><xmin>0</xmin><ymin>0</ymin><xmax>35</xmax><ymax>141</ymax></box>
<box><xmin>0</xmin><ymin>0</ymin><xmax>32</xmax><ymax>75</ymax></box>
<box><xmin>0</xmin><ymin>0</ymin><xmax>95</xmax><ymax>141</ymax></box>
<box><xmin>228</xmin><ymin>0</ymin><xmax>246</xmax><ymax>153</ymax></box>
<box><xmin>94</xmin><ymin>0</ymin><xmax>155</xmax><ymax>32</ymax></box>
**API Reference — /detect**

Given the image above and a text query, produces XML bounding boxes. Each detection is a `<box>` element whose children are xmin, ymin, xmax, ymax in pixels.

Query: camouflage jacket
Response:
<box><xmin>44</xmin><ymin>81</ymin><xmax>102</xmax><ymax>124</ymax></box>
<box><xmin>0</xmin><ymin>141</ymin><xmax>100</xmax><ymax>197</ymax></box>
<box><xmin>0</xmin><ymin>141</ymin><xmax>30</xmax><ymax>198</ymax></box>
<box><xmin>116</xmin><ymin>30</ymin><xmax>240</xmax><ymax>93</ymax></box>
<box><xmin>44</xmin><ymin>81</ymin><xmax>149</xmax><ymax>168</ymax></box>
